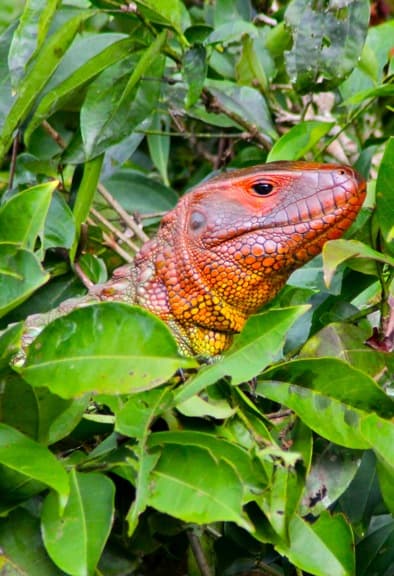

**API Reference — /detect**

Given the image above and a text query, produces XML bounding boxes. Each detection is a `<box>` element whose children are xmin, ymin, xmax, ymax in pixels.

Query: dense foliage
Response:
<box><xmin>0</xmin><ymin>1</ymin><xmax>393</xmax><ymax>575</ymax></box>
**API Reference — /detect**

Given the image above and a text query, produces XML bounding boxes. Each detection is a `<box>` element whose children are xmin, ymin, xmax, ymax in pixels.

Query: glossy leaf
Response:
<box><xmin>0</xmin><ymin>507</ymin><xmax>64</xmax><ymax>575</ymax></box>
<box><xmin>24</xmin><ymin>34</ymin><xmax>135</xmax><ymax>143</ymax></box>
<box><xmin>0</xmin><ymin>423</ymin><xmax>69</xmax><ymax>507</ymax></box>
<box><xmin>42</xmin><ymin>470</ymin><xmax>115</xmax><ymax>576</ymax></box>
<box><xmin>81</xmin><ymin>33</ymin><xmax>166</xmax><ymax>159</ymax></box>
<box><xmin>43</xmin><ymin>191</ymin><xmax>75</xmax><ymax>251</ymax></box>
<box><xmin>376</xmin><ymin>137</ymin><xmax>394</xmax><ymax>249</ymax></box>
<box><xmin>8</xmin><ymin>0</ymin><xmax>58</xmax><ymax>87</ymax></box>
<box><xmin>175</xmin><ymin>306</ymin><xmax>308</xmax><ymax>404</ymax></box>
<box><xmin>0</xmin><ymin>245</ymin><xmax>49</xmax><ymax>318</ymax></box>
<box><xmin>267</xmin><ymin>121</ymin><xmax>334</xmax><ymax>162</ymax></box>
<box><xmin>1</xmin><ymin>373</ymin><xmax>89</xmax><ymax>445</ymax></box>
<box><xmin>0</xmin><ymin>322</ymin><xmax>23</xmax><ymax>369</ymax></box>
<box><xmin>258</xmin><ymin>358</ymin><xmax>394</xmax><ymax>449</ymax></box>
<box><xmin>147</xmin><ymin>113</ymin><xmax>170</xmax><ymax>186</ymax></box>
<box><xmin>277</xmin><ymin>512</ymin><xmax>355</xmax><ymax>576</ymax></box>
<box><xmin>102</xmin><ymin>169</ymin><xmax>178</xmax><ymax>214</ymax></box>
<box><xmin>147</xmin><ymin>444</ymin><xmax>252</xmax><ymax>530</ymax></box>
<box><xmin>148</xmin><ymin>430</ymin><xmax>266</xmax><ymax>493</ymax></box>
<box><xmin>285</xmin><ymin>0</ymin><xmax>370</xmax><ymax>93</ymax></box>
<box><xmin>205</xmin><ymin>79</ymin><xmax>276</xmax><ymax>139</ymax></box>
<box><xmin>0</xmin><ymin>180</ymin><xmax>57</xmax><ymax>249</ymax></box>
<box><xmin>0</xmin><ymin>10</ymin><xmax>94</xmax><ymax>163</ymax></box>
<box><xmin>21</xmin><ymin>303</ymin><xmax>196</xmax><ymax>398</ymax></box>
<box><xmin>322</xmin><ymin>239</ymin><xmax>394</xmax><ymax>286</ymax></box>
<box><xmin>184</xmin><ymin>44</ymin><xmax>207</xmax><ymax>107</ymax></box>
<box><xmin>356</xmin><ymin>517</ymin><xmax>394</xmax><ymax>576</ymax></box>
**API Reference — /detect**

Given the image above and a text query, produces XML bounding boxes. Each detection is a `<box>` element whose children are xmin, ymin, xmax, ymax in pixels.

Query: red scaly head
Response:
<box><xmin>133</xmin><ymin>162</ymin><xmax>366</xmax><ymax>355</ymax></box>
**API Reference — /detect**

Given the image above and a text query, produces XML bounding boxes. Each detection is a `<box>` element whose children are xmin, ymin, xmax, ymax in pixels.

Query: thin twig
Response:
<box><xmin>97</xmin><ymin>182</ymin><xmax>149</xmax><ymax>243</ymax></box>
<box><xmin>265</xmin><ymin>409</ymin><xmax>293</xmax><ymax>421</ymax></box>
<box><xmin>42</xmin><ymin>120</ymin><xmax>67</xmax><ymax>149</ymax></box>
<box><xmin>90</xmin><ymin>206</ymin><xmax>139</xmax><ymax>253</ymax></box>
<box><xmin>74</xmin><ymin>261</ymin><xmax>95</xmax><ymax>290</ymax></box>
<box><xmin>187</xmin><ymin>529</ymin><xmax>213</xmax><ymax>576</ymax></box>
<box><xmin>87</xmin><ymin>217</ymin><xmax>135</xmax><ymax>263</ymax></box>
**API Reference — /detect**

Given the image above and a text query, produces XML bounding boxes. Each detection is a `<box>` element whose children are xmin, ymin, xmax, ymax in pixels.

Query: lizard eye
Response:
<box><xmin>252</xmin><ymin>182</ymin><xmax>274</xmax><ymax>196</ymax></box>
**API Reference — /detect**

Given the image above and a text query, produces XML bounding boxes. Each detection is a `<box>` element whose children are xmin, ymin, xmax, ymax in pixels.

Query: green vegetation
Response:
<box><xmin>0</xmin><ymin>1</ymin><xmax>393</xmax><ymax>574</ymax></box>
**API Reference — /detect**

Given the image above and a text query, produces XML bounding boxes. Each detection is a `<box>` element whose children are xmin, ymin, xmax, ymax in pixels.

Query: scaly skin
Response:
<box><xmin>93</xmin><ymin>161</ymin><xmax>366</xmax><ymax>356</ymax></box>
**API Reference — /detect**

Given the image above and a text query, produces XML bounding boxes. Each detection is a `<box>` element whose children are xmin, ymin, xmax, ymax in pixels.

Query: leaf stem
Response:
<box><xmin>187</xmin><ymin>528</ymin><xmax>213</xmax><ymax>576</ymax></box>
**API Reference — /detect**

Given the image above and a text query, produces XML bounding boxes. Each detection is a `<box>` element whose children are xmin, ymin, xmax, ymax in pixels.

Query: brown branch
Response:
<box><xmin>90</xmin><ymin>206</ymin><xmax>139</xmax><ymax>253</ymax></box>
<box><xmin>97</xmin><ymin>182</ymin><xmax>149</xmax><ymax>243</ymax></box>
<box><xmin>42</xmin><ymin>120</ymin><xmax>67</xmax><ymax>149</ymax></box>
<box><xmin>87</xmin><ymin>217</ymin><xmax>134</xmax><ymax>264</ymax></box>
<box><xmin>187</xmin><ymin>529</ymin><xmax>213</xmax><ymax>576</ymax></box>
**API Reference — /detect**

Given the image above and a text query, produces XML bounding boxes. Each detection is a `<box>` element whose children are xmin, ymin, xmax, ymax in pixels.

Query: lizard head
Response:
<box><xmin>136</xmin><ymin>161</ymin><xmax>366</xmax><ymax>355</ymax></box>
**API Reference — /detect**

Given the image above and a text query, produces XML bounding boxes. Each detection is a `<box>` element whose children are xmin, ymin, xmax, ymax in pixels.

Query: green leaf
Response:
<box><xmin>300</xmin><ymin>444</ymin><xmax>361</xmax><ymax>516</ymax></box>
<box><xmin>205</xmin><ymin>21</ymin><xmax>257</xmax><ymax>45</ymax></box>
<box><xmin>285</xmin><ymin>0</ymin><xmax>370</xmax><ymax>93</ymax></box>
<box><xmin>148</xmin><ymin>430</ymin><xmax>266</xmax><ymax>493</ymax></box>
<box><xmin>136</xmin><ymin>0</ymin><xmax>187</xmax><ymax>39</ymax></box>
<box><xmin>0</xmin><ymin>9</ymin><xmax>94</xmax><ymax>163</ymax></box>
<box><xmin>0</xmin><ymin>244</ymin><xmax>49</xmax><ymax>318</ymax></box>
<box><xmin>147</xmin><ymin>444</ymin><xmax>252</xmax><ymax>530</ymax></box>
<box><xmin>21</xmin><ymin>303</ymin><xmax>196</xmax><ymax>398</ymax></box>
<box><xmin>81</xmin><ymin>32</ymin><xmax>166</xmax><ymax>159</ymax></box>
<box><xmin>115</xmin><ymin>387</ymin><xmax>174</xmax><ymax>441</ymax></box>
<box><xmin>8</xmin><ymin>0</ymin><xmax>59</xmax><ymax>88</ymax></box>
<box><xmin>184</xmin><ymin>44</ymin><xmax>207</xmax><ymax>107</ymax></box>
<box><xmin>0</xmin><ymin>322</ymin><xmax>23</xmax><ymax>370</ymax></box>
<box><xmin>1</xmin><ymin>373</ymin><xmax>89</xmax><ymax>445</ymax></box>
<box><xmin>147</xmin><ymin>113</ymin><xmax>170</xmax><ymax>186</ymax></box>
<box><xmin>43</xmin><ymin>191</ymin><xmax>76</xmax><ymax>251</ymax></box>
<box><xmin>258</xmin><ymin>358</ymin><xmax>394</xmax><ymax>449</ymax></box>
<box><xmin>102</xmin><ymin>169</ymin><xmax>178</xmax><ymax>214</ymax></box>
<box><xmin>174</xmin><ymin>306</ymin><xmax>308</xmax><ymax>404</ymax></box>
<box><xmin>276</xmin><ymin>512</ymin><xmax>355</xmax><ymax>576</ymax></box>
<box><xmin>0</xmin><ymin>180</ymin><xmax>57</xmax><ymax>249</ymax></box>
<box><xmin>0</xmin><ymin>507</ymin><xmax>64</xmax><ymax>575</ymax></box>
<box><xmin>356</xmin><ymin>517</ymin><xmax>394</xmax><ymax>576</ymax></box>
<box><xmin>205</xmin><ymin>79</ymin><xmax>276</xmax><ymax>140</ymax></box>
<box><xmin>42</xmin><ymin>470</ymin><xmax>115</xmax><ymax>576</ymax></box>
<box><xmin>322</xmin><ymin>239</ymin><xmax>394</xmax><ymax>286</ymax></box>
<box><xmin>70</xmin><ymin>154</ymin><xmax>104</xmax><ymax>261</ymax></box>
<box><xmin>376</xmin><ymin>136</ymin><xmax>394</xmax><ymax>249</ymax></box>
<box><xmin>0</xmin><ymin>422</ymin><xmax>69</xmax><ymax>507</ymax></box>
<box><xmin>24</xmin><ymin>33</ymin><xmax>136</xmax><ymax>144</ymax></box>
<box><xmin>267</xmin><ymin>121</ymin><xmax>334</xmax><ymax>162</ymax></box>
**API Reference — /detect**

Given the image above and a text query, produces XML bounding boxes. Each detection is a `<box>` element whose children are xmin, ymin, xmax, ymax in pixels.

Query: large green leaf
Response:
<box><xmin>8</xmin><ymin>0</ymin><xmax>59</xmax><ymax>88</ymax></box>
<box><xmin>0</xmin><ymin>9</ymin><xmax>94</xmax><ymax>162</ymax></box>
<box><xmin>322</xmin><ymin>239</ymin><xmax>394</xmax><ymax>286</ymax></box>
<box><xmin>0</xmin><ymin>244</ymin><xmax>49</xmax><ymax>318</ymax></box>
<box><xmin>24</xmin><ymin>34</ymin><xmax>136</xmax><ymax>144</ymax></box>
<box><xmin>267</xmin><ymin>121</ymin><xmax>334</xmax><ymax>162</ymax></box>
<box><xmin>0</xmin><ymin>423</ymin><xmax>69</xmax><ymax>507</ymax></box>
<box><xmin>285</xmin><ymin>0</ymin><xmax>370</xmax><ymax>93</ymax></box>
<box><xmin>147</xmin><ymin>443</ymin><xmax>252</xmax><ymax>530</ymax></box>
<box><xmin>276</xmin><ymin>512</ymin><xmax>355</xmax><ymax>576</ymax></box>
<box><xmin>1</xmin><ymin>372</ymin><xmax>89</xmax><ymax>445</ymax></box>
<box><xmin>0</xmin><ymin>180</ymin><xmax>57</xmax><ymax>249</ymax></box>
<box><xmin>174</xmin><ymin>306</ymin><xmax>308</xmax><ymax>404</ymax></box>
<box><xmin>376</xmin><ymin>137</ymin><xmax>394</xmax><ymax>250</ymax></box>
<box><xmin>81</xmin><ymin>32</ymin><xmax>166</xmax><ymax>159</ymax></box>
<box><xmin>21</xmin><ymin>303</ymin><xmax>196</xmax><ymax>398</ymax></box>
<box><xmin>258</xmin><ymin>358</ymin><xmax>394</xmax><ymax>449</ymax></box>
<box><xmin>42</xmin><ymin>470</ymin><xmax>115</xmax><ymax>576</ymax></box>
<box><xmin>0</xmin><ymin>508</ymin><xmax>64</xmax><ymax>575</ymax></box>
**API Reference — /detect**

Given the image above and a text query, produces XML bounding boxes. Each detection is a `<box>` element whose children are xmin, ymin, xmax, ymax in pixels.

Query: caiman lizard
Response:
<box><xmin>24</xmin><ymin>161</ymin><xmax>366</xmax><ymax>356</ymax></box>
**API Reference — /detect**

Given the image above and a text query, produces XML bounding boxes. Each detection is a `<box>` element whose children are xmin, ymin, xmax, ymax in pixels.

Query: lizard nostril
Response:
<box><xmin>190</xmin><ymin>210</ymin><xmax>207</xmax><ymax>232</ymax></box>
